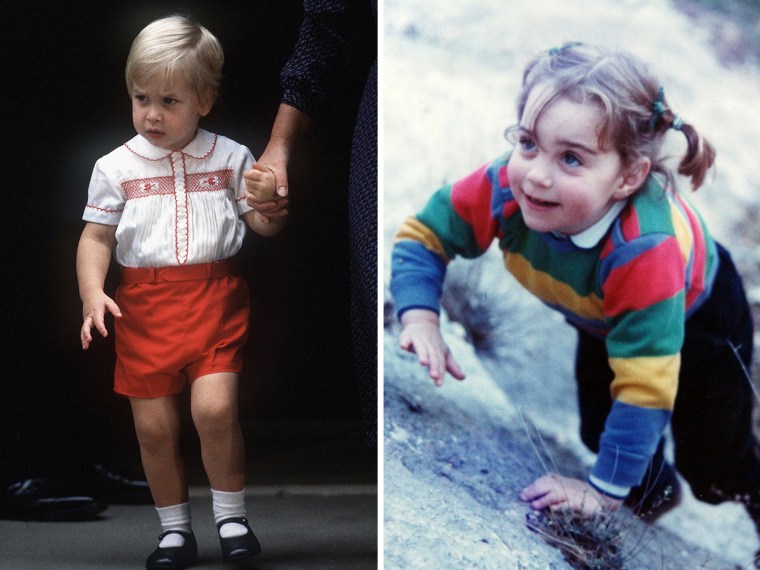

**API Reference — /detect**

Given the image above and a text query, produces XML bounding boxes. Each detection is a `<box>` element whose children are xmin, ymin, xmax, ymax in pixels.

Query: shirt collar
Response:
<box><xmin>552</xmin><ymin>199</ymin><xmax>628</xmax><ymax>249</ymax></box>
<box><xmin>124</xmin><ymin>129</ymin><xmax>217</xmax><ymax>161</ymax></box>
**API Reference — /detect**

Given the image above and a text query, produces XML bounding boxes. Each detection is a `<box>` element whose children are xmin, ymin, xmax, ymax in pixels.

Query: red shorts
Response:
<box><xmin>113</xmin><ymin>261</ymin><xmax>250</xmax><ymax>398</ymax></box>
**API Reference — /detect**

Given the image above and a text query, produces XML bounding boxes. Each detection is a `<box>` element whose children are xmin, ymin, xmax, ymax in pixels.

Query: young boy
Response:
<box><xmin>76</xmin><ymin>15</ymin><xmax>282</xmax><ymax>569</ymax></box>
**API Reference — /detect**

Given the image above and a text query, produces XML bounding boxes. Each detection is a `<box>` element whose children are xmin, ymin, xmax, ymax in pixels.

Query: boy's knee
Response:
<box><xmin>134</xmin><ymin>416</ymin><xmax>176</xmax><ymax>449</ymax></box>
<box><xmin>192</xmin><ymin>400</ymin><xmax>237</xmax><ymax>434</ymax></box>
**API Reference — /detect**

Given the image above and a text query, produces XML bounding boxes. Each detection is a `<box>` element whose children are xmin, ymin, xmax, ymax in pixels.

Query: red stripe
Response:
<box><xmin>619</xmin><ymin>205</ymin><xmax>641</xmax><ymax>241</ymax></box>
<box><xmin>676</xmin><ymin>195</ymin><xmax>707</xmax><ymax>310</ymax></box>
<box><xmin>451</xmin><ymin>162</ymin><xmax>499</xmax><ymax>252</ymax></box>
<box><xmin>603</xmin><ymin>238</ymin><xmax>684</xmax><ymax>317</ymax></box>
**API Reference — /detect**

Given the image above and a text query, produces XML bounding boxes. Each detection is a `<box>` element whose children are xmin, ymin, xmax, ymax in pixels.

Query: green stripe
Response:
<box><xmin>501</xmin><ymin>226</ymin><xmax>604</xmax><ymax>297</ymax></box>
<box><xmin>631</xmin><ymin>178</ymin><xmax>673</xmax><ymax>236</ymax></box>
<box><xmin>417</xmin><ymin>186</ymin><xmax>483</xmax><ymax>259</ymax></box>
<box><xmin>606</xmin><ymin>292</ymin><xmax>685</xmax><ymax>358</ymax></box>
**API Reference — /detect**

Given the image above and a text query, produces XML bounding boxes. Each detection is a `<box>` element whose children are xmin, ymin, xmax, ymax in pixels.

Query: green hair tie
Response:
<box><xmin>548</xmin><ymin>42</ymin><xmax>581</xmax><ymax>56</ymax></box>
<box><xmin>672</xmin><ymin>115</ymin><xmax>684</xmax><ymax>131</ymax></box>
<box><xmin>649</xmin><ymin>87</ymin><xmax>666</xmax><ymax>130</ymax></box>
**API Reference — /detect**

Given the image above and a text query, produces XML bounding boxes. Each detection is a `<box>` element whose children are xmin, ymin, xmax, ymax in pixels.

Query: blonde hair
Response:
<box><xmin>125</xmin><ymin>15</ymin><xmax>224</xmax><ymax>104</ymax></box>
<box><xmin>511</xmin><ymin>43</ymin><xmax>715</xmax><ymax>191</ymax></box>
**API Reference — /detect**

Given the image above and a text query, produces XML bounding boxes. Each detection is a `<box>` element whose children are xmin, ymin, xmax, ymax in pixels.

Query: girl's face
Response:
<box><xmin>508</xmin><ymin>87</ymin><xmax>649</xmax><ymax>236</ymax></box>
<box><xmin>130</xmin><ymin>77</ymin><xmax>212</xmax><ymax>151</ymax></box>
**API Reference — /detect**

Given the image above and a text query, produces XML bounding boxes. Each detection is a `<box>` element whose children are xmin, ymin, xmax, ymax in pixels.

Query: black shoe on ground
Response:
<box><xmin>624</xmin><ymin>461</ymin><xmax>682</xmax><ymax>523</ymax></box>
<box><xmin>0</xmin><ymin>478</ymin><xmax>107</xmax><ymax>522</ymax></box>
<box><xmin>146</xmin><ymin>531</ymin><xmax>198</xmax><ymax>570</ymax></box>
<box><xmin>82</xmin><ymin>463</ymin><xmax>152</xmax><ymax>505</ymax></box>
<box><xmin>217</xmin><ymin>517</ymin><xmax>261</xmax><ymax>562</ymax></box>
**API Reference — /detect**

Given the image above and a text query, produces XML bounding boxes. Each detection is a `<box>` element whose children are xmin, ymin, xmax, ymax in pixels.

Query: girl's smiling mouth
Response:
<box><xmin>526</xmin><ymin>194</ymin><xmax>559</xmax><ymax>208</ymax></box>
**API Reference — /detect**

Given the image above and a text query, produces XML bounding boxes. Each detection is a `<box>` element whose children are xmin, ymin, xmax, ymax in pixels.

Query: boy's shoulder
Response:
<box><xmin>206</xmin><ymin>130</ymin><xmax>254</xmax><ymax>159</ymax></box>
<box><xmin>92</xmin><ymin>134</ymin><xmax>145</xmax><ymax>173</ymax></box>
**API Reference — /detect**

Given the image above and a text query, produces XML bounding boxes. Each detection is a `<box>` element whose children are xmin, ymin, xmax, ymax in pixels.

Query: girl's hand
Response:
<box><xmin>399</xmin><ymin>309</ymin><xmax>466</xmax><ymax>386</ymax></box>
<box><xmin>520</xmin><ymin>474</ymin><xmax>623</xmax><ymax>516</ymax></box>
<box><xmin>80</xmin><ymin>291</ymin><xmax>122</xmax><ymax>350</ymax></box>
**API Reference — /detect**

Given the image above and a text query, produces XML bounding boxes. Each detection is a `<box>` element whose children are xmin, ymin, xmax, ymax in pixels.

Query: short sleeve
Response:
<box><xmin>82</xmin><ymin>159</ymin><xmax>124</xmax><ymax>225</ymax></box>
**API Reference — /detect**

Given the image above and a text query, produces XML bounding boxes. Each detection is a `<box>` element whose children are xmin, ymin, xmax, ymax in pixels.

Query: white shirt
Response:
<box><xmin>83</xmin><ymin>129</ymin><xmax>254</xmax><ymax>268</ymax></box>
<box><xmin>552</xmin><ymin>200</ymin><xmax>628</xmax><ymax>249</ymax></box>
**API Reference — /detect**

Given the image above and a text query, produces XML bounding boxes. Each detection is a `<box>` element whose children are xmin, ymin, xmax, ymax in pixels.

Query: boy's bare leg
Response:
<box><xmin>190</xmin><ymin>372</ymin><xmax>246</xmax><ymax>491</ymax></box>
<box><xmin>130</xmin><ymin>395</ymin><xmax>188</xmax><ymax>507</ymax></box>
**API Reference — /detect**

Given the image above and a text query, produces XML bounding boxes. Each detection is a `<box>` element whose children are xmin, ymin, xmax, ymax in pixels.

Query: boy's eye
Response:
<box><xmin>561</xmin><ymin>152</ymin><xmax>582</xmax><ymax>167</ymax></box>
<box><xmin>163</xmin><ymin>98</ymin><xmax>177</xmax><ymax>105</ymax></box>
<box><xmin>134</xmin><ymin>95</ymin><xmax>147</xmax><ymax>103</ymax></box>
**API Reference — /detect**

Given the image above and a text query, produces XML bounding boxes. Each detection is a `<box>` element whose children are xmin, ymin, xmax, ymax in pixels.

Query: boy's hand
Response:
<box><xmin>399</xmin><ymin>309</ymin><xmax>466</xmax><ymax>386</ymax></box>
<box><xmin>80</xmin><ymin>290</ymin><xmax>122</xmax><ymax>350</ymax></box>
<box><xmin>520</xmin><ymin>474</ymin><xmax>623</xmax><ymax>516</ymax></box>
<box><xmin>244</xmin><ymin>162</ymin><xmax>288</xmax><ymax>223</ymax></box>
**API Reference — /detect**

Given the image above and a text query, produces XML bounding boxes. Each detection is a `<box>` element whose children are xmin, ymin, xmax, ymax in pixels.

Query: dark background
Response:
<box><xmin>1</xmin><ymin>1</ymin><xmax>375</xmax><ymax>484</ymax></box>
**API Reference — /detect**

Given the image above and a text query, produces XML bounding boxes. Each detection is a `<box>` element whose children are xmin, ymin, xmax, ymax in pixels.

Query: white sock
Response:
<box><xmin>211</xmin><ymin>488</ymin><xmax>248</xmax><ymax>538</ymax></box>
<box><xmin>156</xmin><ymin>502</ymin><xmax>192</xmax><ymax>548</ymax></box>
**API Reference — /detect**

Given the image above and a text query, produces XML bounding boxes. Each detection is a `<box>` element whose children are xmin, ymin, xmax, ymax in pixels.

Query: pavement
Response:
<box><xmin>0</xmin><ymin>423</ymin><xmax>377</xmax><ymax>570</ymax></box>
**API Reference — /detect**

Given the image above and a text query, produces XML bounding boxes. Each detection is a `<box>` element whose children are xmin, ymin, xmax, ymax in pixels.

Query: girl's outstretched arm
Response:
<box><xmin>399</xmin><ymin>308</ymin><xmax>466</xmax><ymax>387</ymax></box>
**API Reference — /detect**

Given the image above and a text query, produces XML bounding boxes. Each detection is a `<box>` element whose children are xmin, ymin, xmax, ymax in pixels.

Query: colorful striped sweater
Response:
<box><xmin>390</xmin><ymin>152</ymin><xmax>718</xmax><ymax>498</ymax></box>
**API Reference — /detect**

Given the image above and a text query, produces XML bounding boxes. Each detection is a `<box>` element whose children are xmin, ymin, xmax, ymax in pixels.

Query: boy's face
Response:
<box><xmin>508</xmin><ymin>86</ymin><xmax>648</xmax><ymax>236</ymax></box>
<box><xmin>130</xmin><ymin>77</ymin><xmax>212</xmax><ymax>151</ymax></box>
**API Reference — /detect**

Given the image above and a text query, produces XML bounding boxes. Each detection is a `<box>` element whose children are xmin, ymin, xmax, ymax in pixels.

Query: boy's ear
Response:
<box><xmin>614</xmin><ymin>157</ymin><xmax>651</xmax><ymax>199</ymax></box>
<box><xmin>199</xmin><ymin>94</ymin><xmax>214</xmax><ymax>117</ymax></box>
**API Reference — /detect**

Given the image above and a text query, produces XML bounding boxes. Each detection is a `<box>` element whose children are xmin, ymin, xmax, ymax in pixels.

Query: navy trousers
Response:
<box><xmin>575</xmin><ymin>243</ymin><xmax>760</xmax><ymax>504</ymax></box>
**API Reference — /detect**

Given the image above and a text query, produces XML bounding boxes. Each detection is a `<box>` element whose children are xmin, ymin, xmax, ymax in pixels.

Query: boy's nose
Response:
<box><xmin>146</xmin><ymin>106</ymin><xmax>162</xmax><ymax>122</ymax></box>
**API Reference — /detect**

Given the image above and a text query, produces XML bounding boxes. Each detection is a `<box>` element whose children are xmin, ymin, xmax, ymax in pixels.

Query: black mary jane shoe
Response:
<box><xmin>217</xmin><ymin>517</ymin><xmax>262</xmax><ymax>562</ymax></box>
<box><xmin>146</xmin><ymin>530</ymin><xmax>198</xmax><ymax>570</ymax></box>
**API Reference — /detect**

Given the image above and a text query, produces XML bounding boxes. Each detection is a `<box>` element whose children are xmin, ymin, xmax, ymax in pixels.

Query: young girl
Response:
<box><xmin>76</xmin><ymin>15</ymin><xmax>283</xmax><ymax>569</ymax></box>
<box><xmin>391</xmin><ymin>42</ymin><xmax>760</xmax><ymax>552</ymax></box>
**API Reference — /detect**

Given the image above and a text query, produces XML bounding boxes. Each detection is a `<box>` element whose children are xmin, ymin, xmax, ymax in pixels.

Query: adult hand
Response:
<box><xmin>245</xmin><ymin>103</ymin><xmax>312</xmax><ymax>223</ymax></box>
<box><xmin>244</xmin><ymin>158</ymin><xmax>289</xmax><ymax>223</ymax></box>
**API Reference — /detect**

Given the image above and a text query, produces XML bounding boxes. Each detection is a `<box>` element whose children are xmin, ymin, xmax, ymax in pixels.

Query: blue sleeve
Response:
<box><xmin>390</xmin><ymin>240</ymin><xmax>447</xmax><ymax>318</ymax></box>
<box><xmin>588</xmin><ymin>401</ymin><xmax>671</xmax><ymax>498</ymax></box>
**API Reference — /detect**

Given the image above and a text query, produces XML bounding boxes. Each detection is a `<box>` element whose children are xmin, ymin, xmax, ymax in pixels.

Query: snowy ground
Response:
<box><xmin>382</xmin><ymin>0</ymin><xmax>760</xmax><ymax>567</ymax></box>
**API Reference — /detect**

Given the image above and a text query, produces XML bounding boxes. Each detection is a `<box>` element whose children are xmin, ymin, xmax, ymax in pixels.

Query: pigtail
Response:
<box><xmin>676</xmin><ymin>121</ymin><xmax>715</xmax><ymax>191</ymax></box>
<box><xmin>650</xmin><ymin>88</ymin><xmax>715</xmax><ymax>191</ymax></box>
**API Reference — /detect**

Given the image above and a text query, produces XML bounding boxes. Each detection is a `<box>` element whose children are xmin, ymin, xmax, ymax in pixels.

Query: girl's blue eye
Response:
<box><xmin>519</xmin><ymin>136</ymin><xmax>536</xmax><ymax>152</ymax></box>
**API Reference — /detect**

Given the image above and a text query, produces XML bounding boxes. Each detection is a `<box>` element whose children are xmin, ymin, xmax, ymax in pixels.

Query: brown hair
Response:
<box><xmin>512</xmin><ymin>43</ymin><xmax>715</xmax><ymax>191</ymax></box>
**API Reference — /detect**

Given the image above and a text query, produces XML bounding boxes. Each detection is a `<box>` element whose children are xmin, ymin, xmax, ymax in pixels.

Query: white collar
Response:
<box><xmin>124</xmin><ymin>129</ymin><xmax>217</xmax><ymax>161</ymax></box>
<box><xmin>553</xmin><ymin>200</ymin><xmax>627</xmax><ymax>249</ymax></box>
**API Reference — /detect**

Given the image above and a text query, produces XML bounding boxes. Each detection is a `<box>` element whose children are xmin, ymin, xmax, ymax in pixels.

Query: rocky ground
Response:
<box><xmin>382</xmin><ymin>0</ymin><xmax>760</xmax><ymax>568</ymax></box>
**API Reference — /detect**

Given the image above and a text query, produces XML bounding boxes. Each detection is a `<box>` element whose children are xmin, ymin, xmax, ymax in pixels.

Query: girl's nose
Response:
<box><xmin>526</xmin><ymin>158</ymin><xmax>552</xmax><ymax>188</ymax></box>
